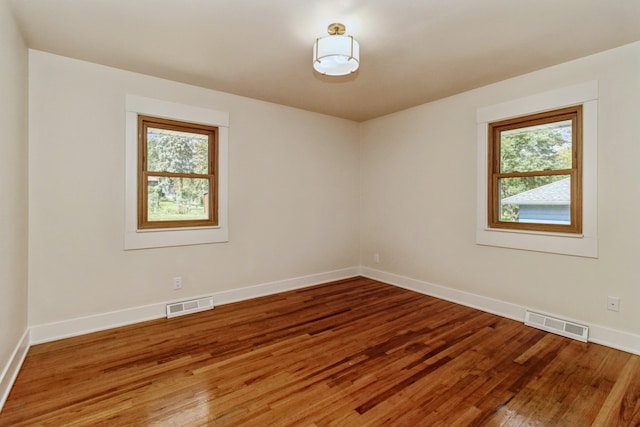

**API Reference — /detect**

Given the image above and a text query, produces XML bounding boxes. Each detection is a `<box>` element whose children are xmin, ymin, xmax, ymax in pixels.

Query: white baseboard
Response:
<box><xmin>0</xmin><ymin>328</ymin><xmax>30</xmax><ymax>412</ymax></box>
<box><xmin>211</xmin><ymin>267</ymin><xmax>359</xmax><ymax>305</ymax></box>
<box><xmin>361</xmin><ymin>267</ymin><xmax>640</xmax><ymax>356</ymax></box>
<box><xmin>588</xmin><ymin>324</ymin><xmax>640</xmax><ymax>356</ymax></box>
<box><xmin>360</xmin><ymin>267</ymin><xmax>526</xmax><ymax>321</ymax></box>
<box><xmin>30</xmin><ymin>267</ymin><xmax>360</xmax><ymax>345</ymax></box>
<box><xmin>30</xmin><ymin>301</ymin><xmax>167</xmax><ymax>345</ymax></box>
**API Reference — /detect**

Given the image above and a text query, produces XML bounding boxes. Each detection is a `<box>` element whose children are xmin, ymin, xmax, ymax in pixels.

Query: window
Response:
<box><xmin>475</xmin><ymin>81</ymin><xmax>598</xmax><ymax>258</ymax></box>
<box><xmin>138</xmin><ymin>115</ymin><xmax>218</xmax><ymax>229</ymax></box>
<box><xmin>488</xmin><ymin>106</ymin><xmax>582</xmax><ymax>234</ymax></box>
<box><xmin>125</xmin><ymin>95</ymin><xmax>229</xmax><ymax>250</ymax></box>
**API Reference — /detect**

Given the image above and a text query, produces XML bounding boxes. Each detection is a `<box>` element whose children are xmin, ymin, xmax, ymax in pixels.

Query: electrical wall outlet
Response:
<box><xmin>373</xmin><ymin>253</ymin><xmax>380</xmax><ymax>263</ymax></box>
<box><xmin>173</xmin><ymin>276</ymin><xmax>183</xmax><ymax>290</ymax></box>
<box><xmin>607</xmin><ymin>296</ymin><xmax>620</xmax><ymax>312</ymax></box>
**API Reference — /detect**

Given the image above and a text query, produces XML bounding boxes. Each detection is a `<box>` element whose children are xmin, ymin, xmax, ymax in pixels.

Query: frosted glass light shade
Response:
<box><xmin>313</xmin><ymin>35</ymin><xmax>360</xmax><ymax>76</ymax></box>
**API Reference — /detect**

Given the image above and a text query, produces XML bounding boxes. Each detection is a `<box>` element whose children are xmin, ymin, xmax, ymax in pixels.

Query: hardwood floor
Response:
<box><xmin>2</xmin><ymin>277</ymin><xmax>639</xmax><ymax>426</ymax></box>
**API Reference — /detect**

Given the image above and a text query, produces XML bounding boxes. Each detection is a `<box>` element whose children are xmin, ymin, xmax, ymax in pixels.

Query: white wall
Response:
<box><xmin>0</xmin><ymin>0</ymin><xmax>29</xmax><ymax>403</ymax></box>
<box><xmin>360</xmin><ymin>41</ymin><xmax>640</xmax><ymax>341</ymax></box>
<box><xmin>28</xmin><ymin>51</ymin><xmax>360</xmax><ymax>327</ymax></box>
<box><xmin>23</xmin><ymin>39</ymin><xmax>640</xmax><ymax>350</ymax></box>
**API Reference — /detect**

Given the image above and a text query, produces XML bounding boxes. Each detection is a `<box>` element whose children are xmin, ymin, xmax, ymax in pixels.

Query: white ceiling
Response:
<box><xmin>9</xmin><ymin>0</ymin><xmax>640</xmax><ymax>122</ymax></box>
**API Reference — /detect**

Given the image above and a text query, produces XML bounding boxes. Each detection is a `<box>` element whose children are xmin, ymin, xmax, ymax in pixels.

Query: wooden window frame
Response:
<box><xmin>488</xmin><ymin>106</ymin><xmax>583</xmax><ymax>234</ymax></box>
<box><xmin>137</xmin><ymin>115</ymin><xmax>218</xmax><ymax>230</ymax></box>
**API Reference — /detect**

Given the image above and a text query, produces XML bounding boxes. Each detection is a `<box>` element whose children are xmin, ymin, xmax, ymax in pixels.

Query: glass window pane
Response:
<box><xmin>147</xmin><ymin>176</ymin><xmax>210</xmax><ymax>222</ymax></box>
<box><xmin>499</xmin><ymin>175</ymin><xmax>571</xmax><ymax>224</ymax></box>
<box><xmin>500</xmin><ymin>119</ymin><xmax>572</xmax><ymax>173</ymax></box>
<box><xmin>147</xmin><ymin>127</ymin><xmax>209</xmax><ymax>174</ymax></box>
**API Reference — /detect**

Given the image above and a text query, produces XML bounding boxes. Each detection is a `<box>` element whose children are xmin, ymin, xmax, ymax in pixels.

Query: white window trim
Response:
<box><xmin>124</xmin><ymin>95</ymin><xmax>229</xmax><ymax>250</ymax></box>
<box><xmin>476</xmin><ymin>81</ymin><xmax>598</xmax><ymax>258</ymax></box>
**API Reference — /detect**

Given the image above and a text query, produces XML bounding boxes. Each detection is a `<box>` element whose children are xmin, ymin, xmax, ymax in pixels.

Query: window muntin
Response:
<box><xmin>138</xmin><ymin>115</ymin><xmax>218</xmax><ymax>229</ymax></box>
<box><xmin>488</xmin><ymin>106</ymin><xmax>582</xmax><ymax>233</ymax></box>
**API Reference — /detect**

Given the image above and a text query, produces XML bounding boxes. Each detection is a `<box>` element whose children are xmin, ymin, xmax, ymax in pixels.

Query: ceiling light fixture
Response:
<box><xmin>313</xmin><ymin>23</ymin><xmax>360</xmax><ymax>76</ymax></box>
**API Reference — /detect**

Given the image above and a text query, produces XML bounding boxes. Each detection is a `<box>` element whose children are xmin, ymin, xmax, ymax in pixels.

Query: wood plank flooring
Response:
<box><xmin>1</xmin><ymin>277</ymin><xmax>640</xmax><ymax>426</ymax></box>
